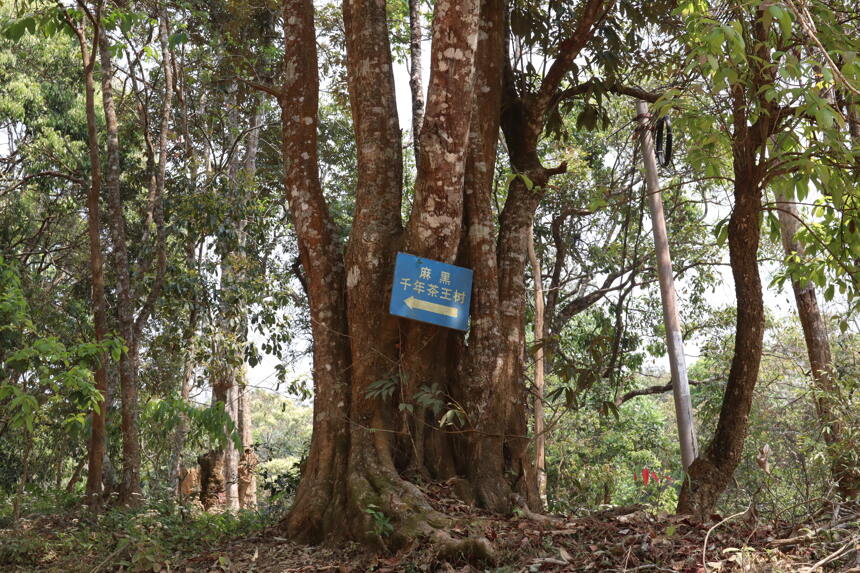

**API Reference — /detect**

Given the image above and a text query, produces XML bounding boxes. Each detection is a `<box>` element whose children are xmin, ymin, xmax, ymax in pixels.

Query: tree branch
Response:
<box><xmin>534</xmin><ymin>0</ymin><xmax>612</xmax><ymax>120</ymax></box>
<box><xmin>616</xmin><ymin>377</ymin><xmax>717</xmax><ymax>406</ymax></box>
<box><xmin>239</xmin><ymin>77</ymin><xmax>283</xmax><ymax>99</ymax></box>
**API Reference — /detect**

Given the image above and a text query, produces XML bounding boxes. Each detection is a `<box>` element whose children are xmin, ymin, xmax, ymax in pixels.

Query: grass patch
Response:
<box><xmin>0</xmin><ymin>495</ymin><xmax>274</xmax><ymax>572</ymax></box>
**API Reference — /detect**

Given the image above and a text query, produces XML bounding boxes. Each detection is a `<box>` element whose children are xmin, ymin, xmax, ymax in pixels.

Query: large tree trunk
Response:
<box><xmin>280</xmin><ymin>0</ymin><xmax>352</xmax><ymax>542</ymax></box>
<box><xmin>98</xmin><ymin>29</ymin><xmax>142</xmax><ymax>507</ymax></box>
<box><xmin>280</xmin><ymin>0</ymin><xmax>604</xmax><ymax>547</ymax></box>
<box><xmin>775</xmin><ymin>193</ymin><xmax>860</xmax><ymax>499</ymax></box>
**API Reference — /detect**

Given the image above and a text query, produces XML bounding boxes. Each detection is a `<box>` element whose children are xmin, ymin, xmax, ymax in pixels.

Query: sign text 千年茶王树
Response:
<box><xmin>389</xmin><ymin>252</ymin><xmax>473</xmax><ymax>331</ymax></box>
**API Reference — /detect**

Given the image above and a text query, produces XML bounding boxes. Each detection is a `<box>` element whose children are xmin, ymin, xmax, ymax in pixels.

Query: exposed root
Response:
<box><xmin>431</xmin><ymin>530</ymin><xmax>497</xmax><ymax>566</ymax></box>
<box><xmin>509</xmin><ymin>494</ymin><xmax>564</xmax><ymax>527</ymax></box>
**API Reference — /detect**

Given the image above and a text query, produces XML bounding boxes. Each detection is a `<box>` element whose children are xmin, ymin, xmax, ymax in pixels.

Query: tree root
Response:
<box><xmin>431</xmin><ymin>530</ymin><xmax>497</xmax><ymax>566</ymax></box>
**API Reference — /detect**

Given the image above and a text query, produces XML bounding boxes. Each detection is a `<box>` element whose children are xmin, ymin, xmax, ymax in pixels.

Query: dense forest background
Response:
<box><xmin>1</xmin><ymin>0</ymin><xmax>858</xmax><ymax>570</ymax></box>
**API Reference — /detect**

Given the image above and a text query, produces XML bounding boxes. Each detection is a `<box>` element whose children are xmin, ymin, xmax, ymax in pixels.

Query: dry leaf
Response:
<box><xmin>559</xmin><ymin>547</ymin><xmax>572</xmax><ymax>562</ymax></box>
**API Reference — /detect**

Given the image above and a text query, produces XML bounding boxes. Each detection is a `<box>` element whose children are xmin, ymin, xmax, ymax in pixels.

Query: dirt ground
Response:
<box><xmin>176</xmin><ymin>482</ymin><xmax>860</xmax><ymax>573</ymax></box>
<box><xmin>3</xmin><ymin>484</ymin><xmax>858</xmax><ymax>573</ymax></box>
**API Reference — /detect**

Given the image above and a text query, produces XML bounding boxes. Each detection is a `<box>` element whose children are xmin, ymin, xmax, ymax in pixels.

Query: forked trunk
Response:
<box><xmin>281</xmin><ymin>0</ymin><xmax>538</xmax><ymax>548</ymax></box>
<box><xmin>278</xmin><ymin>0</ymin><xmax>613</xmax><ymax>543</ymax></box>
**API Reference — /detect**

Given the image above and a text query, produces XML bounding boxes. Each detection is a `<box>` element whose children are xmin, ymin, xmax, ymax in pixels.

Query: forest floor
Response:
<box><xmin>1</xmin><ymin>484</ymin><xmax>858</xmax><ymax>572</ymax></box>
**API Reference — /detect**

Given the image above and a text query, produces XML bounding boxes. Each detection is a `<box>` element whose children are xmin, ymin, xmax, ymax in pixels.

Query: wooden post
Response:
<box><xmin>635</xmin><ymin>101</ymin><xmax>699</xmax><ymax>470</ymax></box>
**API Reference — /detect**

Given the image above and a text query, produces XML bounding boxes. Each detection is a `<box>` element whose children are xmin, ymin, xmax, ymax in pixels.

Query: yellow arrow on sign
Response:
<box><xmin>405</xmin><ymin>296</ymin><xmax>458</xmax><ymax>318</ymax></box>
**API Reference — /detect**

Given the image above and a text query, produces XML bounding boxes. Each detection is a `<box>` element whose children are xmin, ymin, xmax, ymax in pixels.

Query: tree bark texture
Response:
<box><xmin>775</xmin><ymin>193</ymin><xmax>859</xmax><ymax>499</ymax></box>
<box><xmin>72</xmin><ymin>14</ymin><xmax>109</xmax><ymax>510</ymax></box>
<box><xmin>278</xmin><ymin>0</ymin><xmax>606</xmax><ymax>546</ymax></box>
<box><xmin>528</xmin><ymin>225</ymin><xmax>547</xmax><ymax>507</ymax></box>
<box><xmin>676</xmin><ymin>161</ymin><xmax>765</xmax><ymax>518</ymax></box>
<box><xmin>98</xmin><ymin>29</ymin><xmax>142</xmax><ymax>507</ymax></box>
<box><xmin>408</xmin><ymin>0</ymin><xmax>424</xmax><ymax>163</ymax></box>
<box><xmin>677</xmin><ymin>11</ymin><xmax>780</xmax><ymax>518</ymax></box>
<box><xmin>238</xmin><ymin>385</ymin><xmax>258</xmax><ymax>509</ymax></box>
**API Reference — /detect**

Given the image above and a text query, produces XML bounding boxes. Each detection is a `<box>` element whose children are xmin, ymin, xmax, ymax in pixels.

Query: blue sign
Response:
<box><xmin>389</xmin><ymin>252</ymin><xmax>473</xmax><ymax>331</ymax></box>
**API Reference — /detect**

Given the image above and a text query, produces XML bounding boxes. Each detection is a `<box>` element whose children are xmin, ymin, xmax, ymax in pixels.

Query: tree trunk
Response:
<box><xmin>223</xmin><ymin>381</ymin><xmax>240</xmax><ymax>511</ymax></box>
<box><xmin>12</xmin><ymin>427</ymin><xmax>31</xmax><ymax>528</ymax></box>
<box><xmin>170</xmin><ymin>44</ymin><xmax>199</xmax><ymax>500</ymax></box>
<box><xmin>66</xmin><ymin>455</ymin><xmax>88</xmax><ymax>494</ymax></box>
<box><xmin>98</xmin><ymin>31</ymin><xmax>142</xmax><ymax>506</ymax></box>
<box><xmin>677</xmin><ymin>134</ymin><xmax>765</xmax><ymax>518</ymax></box>
<box><xmin>775</xmin><ymin>193</ymin><xmax>860</xmax><ymax>499</ymax></box>
<box><xmin>408</xmin><ymin>0</ymin><xmax>424</xmax><ymax>162</ymax></box>
<box><xmin>237</xmin><ymin>385</ymin><xmax>258</xmax><ymax>509</ymax></box>
<box><xmin>677</xmin><ymin>10</ymin><xmax>779</xmax><ymax>517</ymax></box>
<box><xmin>170</xmin><ymin>245</ymin><xmax>197</xmax><ymax>498</ymax></box>
<box><xmin>528</xmin><ymin>225</ymin><xmax>547</xmax><ymax>507</ymax></box>
<box><xmin>237</xmin><ymin>99</ymin><xmax>262</xmax><ymax>511</ymax></box>
<box><xmin>71</xmin><ymin>13</ymin><xmax>110</xmax><ymax>511</ymax></box>
<box><xmin>212</xmin><ymin>85</ymin><xmax>262</xmax><ymax>512</ymax></box>
<box><xmin>280</xmin><ymin>0</ymin><xmax>603</xmax><ymax>548</ymax></box>
<box><xmin>198</xmin><ymin>450</ymin><xmax>225</xmax><ymax>511</ymax></box>
<box><xmin>133</xmin><ymin>9</ymin><xmax>171</xmax><ymax>338</ymax></box>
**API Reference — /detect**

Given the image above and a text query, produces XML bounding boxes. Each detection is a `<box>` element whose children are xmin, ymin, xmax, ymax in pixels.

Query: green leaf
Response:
<box><xmin>767</xmin><ymin>5</ymin><xmax>793</xmax><ymax>40</ymax></box>
<box><xmin>518</xmin><ymin>173</ymin><xmax>534</xmax><ymax>191</ymax></box>
<box><xmin>169</xmin><ymin>31</ymin><xmax>188</xmax><ymax>49</ymax></box>
<box><xmin>576</xmin><ymin>105</ymin><xmax>599</xmax><ymax>131</ymax></box>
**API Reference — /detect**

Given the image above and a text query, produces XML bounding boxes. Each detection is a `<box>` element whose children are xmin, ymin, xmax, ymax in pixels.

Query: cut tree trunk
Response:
<box><xmin>198</xmin><ymin>450</ymin><xmax>225</xmax><ymax>511</ymax></box>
